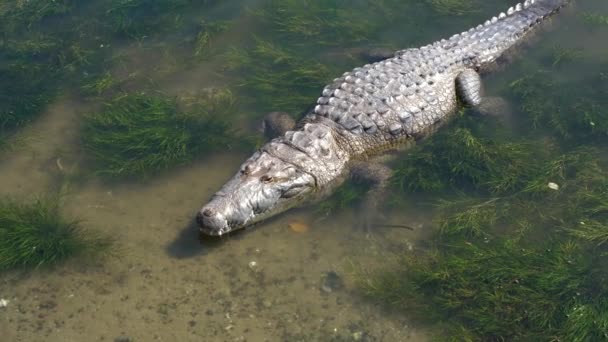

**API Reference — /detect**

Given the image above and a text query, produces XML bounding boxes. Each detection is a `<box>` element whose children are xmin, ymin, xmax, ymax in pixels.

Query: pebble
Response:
<box><xmin>353</xmin><ymin>331</ymin><xmax>364</xmax><ymax>341</ymax></box>
<box><xmin>0</xmin><ymin>298</ymin><xmax>8</xmax><ymax>308</ymax></box>
<box><xmin>320</xmin><ymin>271</ymin><xmax>344</xmax><ymax>293</ymax></box>
<box><xmin>114</xmin><ymin>336</ymin><xmax>132</xmax><ymax>342</ymax></box>
<box><xmin>547</xmin><ymin>182</ymin><xmax>560</xmax><ymax>190</ymax></box>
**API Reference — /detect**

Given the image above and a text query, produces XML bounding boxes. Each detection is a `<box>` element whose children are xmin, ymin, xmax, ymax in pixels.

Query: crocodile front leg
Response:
<box><xmin>350</xmin><ymin>161</ymin><xmax>393</xmax><ymax>231</ymax></box>
<box><xmin>262</xmin><ymin>111</ymin><xmax>296</xmax><ymax>138</ymax></box>
<box><xmin>456</xmin><ymin>69</ymin><xmax>512</xmax><ymax>118</ymax></box>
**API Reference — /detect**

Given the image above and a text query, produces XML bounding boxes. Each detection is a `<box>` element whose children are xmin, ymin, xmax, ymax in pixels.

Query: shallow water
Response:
<box><xmin>1</xmin><ymin>0</ymin><xmax>607</xmax><ymax>341</ymax></box>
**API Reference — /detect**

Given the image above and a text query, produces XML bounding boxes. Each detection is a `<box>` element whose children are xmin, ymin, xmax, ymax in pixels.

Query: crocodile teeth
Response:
<box><xmin>508</xmin><ymin>7</ymin><xmax>515</xmax><ymax>15</ymax></box>
<box><xmin>524</xmin><ymin>0</ymin><xmax>531</xmax><ymax>7</ymax></box>
<box><xmin>484</xmin><ymin>20</ymin><xmax>491</xmax><ymax>26</ymax></box>
<box><xmin>516</xmin><ymin>3</ymin><xmax>522</xmax><ymax>11</ymax></box>
<box><xmin>499</xmin><ymin>12</ymin><xmax>506</xmax><ymax>19</ymax></box>
<box><xmin>491</xmin><ymin>17</ymin><xmax>498</xmax><ymax>23</ymax></box>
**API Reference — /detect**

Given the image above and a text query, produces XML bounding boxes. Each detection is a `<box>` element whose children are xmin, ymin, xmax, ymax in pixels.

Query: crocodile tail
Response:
<box><xmin>445</xmin><ymin>0</ymin><xmax>573</xmax><ymax>69</ymax></box>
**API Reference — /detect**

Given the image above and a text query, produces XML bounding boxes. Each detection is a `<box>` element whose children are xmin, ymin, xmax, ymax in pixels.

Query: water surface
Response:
<box><xmin>1</xmin><ymin>0</ymin><xmax>607</xmax><ymax>341</ymax></box>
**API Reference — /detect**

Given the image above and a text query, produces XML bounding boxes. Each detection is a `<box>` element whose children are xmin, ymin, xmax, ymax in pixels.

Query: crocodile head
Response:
<box><xmin>197</xmin><ymin>151</ymin><xmax>316</xmax><ymax>236</ymax></box>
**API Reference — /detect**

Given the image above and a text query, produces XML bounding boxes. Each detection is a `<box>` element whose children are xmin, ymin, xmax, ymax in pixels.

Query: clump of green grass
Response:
<box><xmin>510</xmin><ymin>68</ymin><xmax>608</xmax><ymax>140</ymax></box>
<box><xmin>582</xmin><ymin>12</ymin><xmax>608</xmax><ymax>27</ymax></box>
<box><xmin>359</xmin><ymin>237</ymin><xmax>608</xmax><ymax>341</ymax></box>
<box><xmin>252</xmin><ymin>0</ymin><xmax>376</xmax><ymax>47</ymax></box>
<box><xmin>0</xmin><ymin>196</ymin><xmax>111</xmax><ymax>271</ymax></box>
<box><xmin>357</xmin><ymin>146</ymin><xmax>608</xmax><ymax>340</ymax></box>
<box><xmin>391</xmin><ymin>126</ymin><xmax>536</xmax><ymax>193</ymax></box>
<box><xmin>426</xmin><ymin>0</ymin><xmax>479</xmax><ymax>16</ymax></box>
<box><xmin>103</xmin><ymin>0</ymin><xmax>193</xmax><ymax>39</ymax></box>
<box><xmin>226</xmin><ymin>39</ymin><xmax>338</xmax><ymax>114</ymax></box>
<box><xmin>82</xmin><ymin>90</ymin><xmax>247</xmax><ymax>179</ymax></box>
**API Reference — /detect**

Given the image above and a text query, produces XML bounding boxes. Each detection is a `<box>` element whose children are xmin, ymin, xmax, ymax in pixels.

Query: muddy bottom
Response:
<box><xmin>0</xmin><ymin>97</ymin><xmax>430</xmax><ymax>341</ymax></box>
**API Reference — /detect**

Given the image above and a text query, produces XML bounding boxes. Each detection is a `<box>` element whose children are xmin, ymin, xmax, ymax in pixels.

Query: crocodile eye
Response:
<box><xmin>260</xmin><ymin>175</ymin><xmax>273</xmax><ymax>183</ymax></box>
<box><xmin>241</xmin><ymin>165</ymin><xmax>252</xmax><ymax>175</ymax></box>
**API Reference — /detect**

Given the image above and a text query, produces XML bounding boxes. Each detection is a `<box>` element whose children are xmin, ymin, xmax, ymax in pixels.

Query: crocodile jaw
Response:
<box><xmin>197</xmin><ymin>151</ymin><xmax>316</xmax><ymax>236</ymax></box>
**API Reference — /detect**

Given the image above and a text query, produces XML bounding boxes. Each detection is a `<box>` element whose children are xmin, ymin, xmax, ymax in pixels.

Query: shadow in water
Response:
<box><xmin>165</xmin><ymin>219</ymin><xmax>250</xmax><ymax>259</ymax></box>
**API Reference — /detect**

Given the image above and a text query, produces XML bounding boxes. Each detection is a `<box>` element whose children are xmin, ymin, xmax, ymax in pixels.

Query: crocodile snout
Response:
<box><xmin>197</xmin><ymin>206</ymin><xmax>229</xmax><ymax>236</ymax></box>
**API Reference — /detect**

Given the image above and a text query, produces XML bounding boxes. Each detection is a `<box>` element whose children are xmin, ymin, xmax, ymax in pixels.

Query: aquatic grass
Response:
<box><xmin>82</xmin><ymin>90</ymin><xmax>247</xmax><ymax>179</ymax></box>
<box><xmin>251</xmin><ymin>0</ymin><xmax>378</xmax><ymax>47</ymax></box>
<box><xmin>550</xmin><ymin>44</ymin><xmax>583</xmax><ymax>68</ymax></box>
<box><xmin>225</xmin><ymin>39</ymin><xmax>338</xmax><ymax>115</ymax></box>
<box><xmin>391</xmin><ymin>126</ymin><xmax>536</xmax><ymax>193</ymax></box>
<box><xmin>314</xmin><ymin>183</ymin><xmax>369</xmax><ymax>218</ymax></box>
<box><xmin>0</xmin><ymin>196</ymin><xmax>111</xmax><ymax>271</ymax></box>
<box><xmin>582</xmin><ymin>12</ymin><xmax>608</xmax><ymax>27</ymax></box>
<box><xmin>510</xmin><ymin>68</ymin><xmax>608</xmax><ymax>140</ymax></box>
<box><xmin>192</xmin><ymin>20</ymin><xmax>230</xmax><ymax>59</ymax></box>
<box><xmin>358</xmin><ymin>237</ymin><xmax>608</xmax><ymax>341</ymax></box>
<box><xmin>358</xmin><ymin>145</ymin><xmax>608</xmax><ymax>340</ymax></box>
<box><xmin>426</xmin><ymin>0</ymin><xmax>480</xmax><ymax>16</ymax></box>
<box><xmin>103</xmin><ymin>0</ymin><xmax>194</xmax><ymax>39</ymax></box>
<box><xmin>0</xmin><ymin>60</ymin><xmax>58</xmax><ymax>131</ymax></box>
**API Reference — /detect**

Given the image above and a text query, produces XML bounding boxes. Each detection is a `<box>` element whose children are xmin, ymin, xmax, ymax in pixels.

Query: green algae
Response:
<box><xmin>0</xmin><ymin>196</ymin><xmax>111</xmax><ymax>271</ymax></box>
<box><xmin>82</xmin><ymin>90</ymin><xmax>247</xmax><ymax>179</ymax></box>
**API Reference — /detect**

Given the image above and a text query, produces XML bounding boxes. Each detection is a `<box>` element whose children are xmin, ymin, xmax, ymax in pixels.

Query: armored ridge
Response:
<box><xmin>197</xmin><ymin>0</ymin><xmax>572</xmax><ymax>236</ymax></box>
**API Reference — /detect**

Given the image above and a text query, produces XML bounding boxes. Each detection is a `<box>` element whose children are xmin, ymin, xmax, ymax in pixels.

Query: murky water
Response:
<box><xmin>1</xmin><ymin>0</ymin><xmax>607</xmax><ymax>341</ymax></box>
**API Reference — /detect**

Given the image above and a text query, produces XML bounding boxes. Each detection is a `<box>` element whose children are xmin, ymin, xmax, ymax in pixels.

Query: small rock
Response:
<box><xmin>320</xmin><ymin>271</ymin><xmax>344</xmax><ymax>294</ymax></box>
<box><xmin>547</xmin><ymin>182</ymin><xmax>560</xmax><ymax>190</ymax></box>
<box><xmin>114</xmin><ymin>336</ymin><xmax>132</xmax><ymax>342</ymax></box>
<box><xmin>248</xmin><ymin>261</ymin><xmax>257</xmax><ymax>269</ymax></box>
<box><xmin>353</xmin><ymin>331</ymin><xmax>364</xmax><ymax>341</ymax></box>
<box><xmin>0</xmin><ymin>298</ymin><xmax>9</xmax><ymax>308</ymax></box>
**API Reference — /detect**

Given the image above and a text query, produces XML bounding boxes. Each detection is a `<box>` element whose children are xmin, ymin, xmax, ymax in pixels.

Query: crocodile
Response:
<box><xmin>197</xmin><ymin>0</ymin><xmax>572</xmax><ymax>236</ymax></box>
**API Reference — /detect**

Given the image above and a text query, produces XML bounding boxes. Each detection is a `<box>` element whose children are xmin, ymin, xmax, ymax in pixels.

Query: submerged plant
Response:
<box><xmin>359</xmin><ymin>236</ymin><xmax>608</xmax><ymax>340</ymax></box>
<box><xmin>582</xmin><ymin>12</ymin><xmax>608</xmax><ymax>27</ymax></box>
<box><xmin>510</xmin><ymin>68</ymin><xmax>608</xmax><ymax>140</ymax></box>
<box><xmin>82</xmin><ymin>90</ymin><xmax>247</xmax><ymax>179</ymax></box>
<box><xmin>391</xmin><ymin>126</ymin><xmax>536</xmax><ymax>193</ymax></box>
<box><xmin>0</xmin><ymin>196</ymin><xmax>111</xmax><ymax>271</ymax></box>
<box><xmin>426</xmin><ymin>0</ymin><xmax>479</xmax><ymax>16</ymax></box>
<box><xmin>357</xmin><ymin>144</ymin><xmax>608</xmax><ymax>340</ymax></box>
<box><xmin>226</xmin><ymin>39</ymin><xmax>338</xmax><ymax>115</ymax></box>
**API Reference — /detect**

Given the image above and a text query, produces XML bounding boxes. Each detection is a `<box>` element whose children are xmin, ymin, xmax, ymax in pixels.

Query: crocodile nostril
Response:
<box><xmin>203</xmin><ymin>209</ymin><xmax>214</xmax><ymax>217</ymax></box>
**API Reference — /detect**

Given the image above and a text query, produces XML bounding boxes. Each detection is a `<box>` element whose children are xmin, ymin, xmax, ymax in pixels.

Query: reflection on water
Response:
<box><xmin>1</xmin><ymin>0</ymin><xmax>607</xmax><ymax>341</ymax></box>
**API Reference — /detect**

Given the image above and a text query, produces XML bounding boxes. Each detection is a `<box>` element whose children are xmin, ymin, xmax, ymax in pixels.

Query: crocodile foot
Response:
<box><xmin>350</xmin><ymin>161</ymin><xmax>392</xmax><ymax>232</ymax></box>
<box><xmin>262</xmin><ymin>111</ymin><xmax>296</xmax><ymax>138</ymax></box>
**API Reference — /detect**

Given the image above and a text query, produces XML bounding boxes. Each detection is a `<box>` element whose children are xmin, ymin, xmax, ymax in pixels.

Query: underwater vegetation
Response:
<box><xmin>582</xmin><ymin>12</ymin><xmax>608</xmax><ymax>27</ymax></box>
<box><xmin>226</xmin><ymin>39</ymin><xmax>338</xmax><ymax>115</ymax></box>
<box><xmin>391</xmin><ymin>123</ymin><xmax>536</xmax><ymax>193</ymax></box>
<box><xmin>226</xmin><ymin>0</ymin><xmax>434</xmax><ymax>117</ymax></box>
<box><xmin>82</xmin><ymin>90</ymin><xmax>247</xmax><ymax>179</ymax></box>
<box><xmin>426</xmin><ymin>0</ymin><xmax>479</xmax><ymax>16</ymax></box>
<box><xmin>510</xmin><ymin>66</ymin><xmax>608</xmax><ymax>141</ymax></box>
<box><xmin>0</xmin><ymin>0</ymin><xmax>229</xmax><ymax>143</ymax></box>
<box><xmin>358</xmin><ymin>146</ymin><xmax>608</xmax><ymax>340</ymax></box>
<box><xmin>352</xmin><ymin>32</ymin><xmax>608</xmax><ymax>338</ymax></box>
<box><xmin>103</xmin><ymin>0</ymin><xmax>196</xmax><ymax>38</ymax></box>
<box><xmin>0</xmin><ymin>0</ymin><xmax>72</xmax><ymax>135</ymax></box>
<box><xmin>0</xmin><ymin>196</ymin><xmax>111</xmax><ymax>271</ymax></box>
